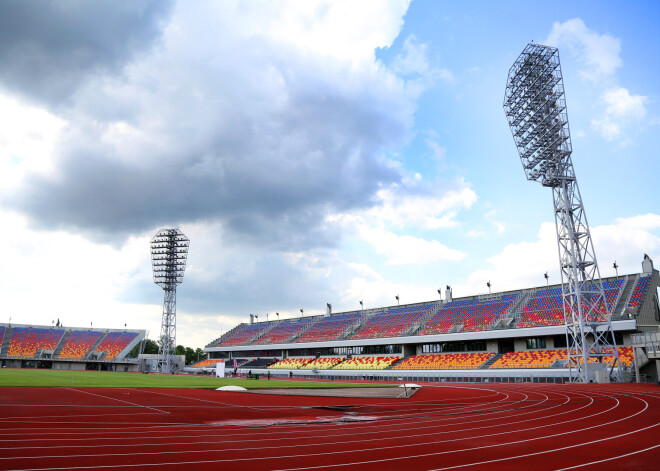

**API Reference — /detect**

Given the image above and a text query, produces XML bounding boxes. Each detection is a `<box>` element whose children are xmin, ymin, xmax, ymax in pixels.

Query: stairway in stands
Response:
<box><xmin>206</xmin><ymin>323</ymin><xmax>244</xmax><ymax>348</ymax></box>
<box><xmin>247</xmin><ymin>322</ymin><xmax>278</xmax><ymax>345</ymax></box>
<box><xmin>403</xmin><ymin>303</ymin><xmax>443</xmax><ymax>337</ymax></box>
<box><xmin>386</xmin><ymin>357</ymin><xmax>408</xmax><ymax>369</ymax></box>
<box><xmin>52</xmin><ymin>330</ymin><xmax>72</xmax><ymax>358</ymax></box>
<box><xmin>479</xmin><ymin>353</ymin><xmax>503</xmax><ymax>369</ymax></box>
<box><xmin>495</xmin><ymin>290</ymin><xmax>533</xmax><ymax>329</ymax></box>
<box><xmin>84</xmin><ymin>332</ymin><xmax>108</xmax><ymax>359</ymax></box>
<box><xmin>289</xmin><ymin>316</ymin><xmax>322</xmax><ymax>342</ymax></box>
<box><xmin>336</xmin><ymin>310</ymin><xmax>378</xmax><ymax>341</ymax></box>
<box><xmin>0</xmin><ymin>326</ymin><xmax>12</xmax><ymax>356</ymax></box>
<box><xmin>611</xmin><ymin>275</ymin><xmax>638</xmax><ymax>320</ymax></box>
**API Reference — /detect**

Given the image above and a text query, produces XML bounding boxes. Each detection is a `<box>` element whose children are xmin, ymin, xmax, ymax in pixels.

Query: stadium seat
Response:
<box><xmin>295</xmin><ymin>313</ymin><xmax>362</xmax><ymax>343</ymax></box>
<box><xmin>216</xmin><ymin>323</ymin><xmax>271</xmax><ymax>347</ymax></box>
<box><xmin>351</xmin><ymin>304</ymin><xmax>439</xmax><ymax>340</ymax></box>
<box><xmin>254</xmin><ymin>318</ymin><xmax>315</xmax><ymax>345</ymax></box>
<box><xmin>7</xmin><ymin>327</ymin><xmax>65</xmax><ymax>357</ymax></box>
<box><xmin>393</xmin><ymin>352</ymin><xmax>494</xmax><ymax>370</ymax></box>
<box><xmin>93</xmin><ymin>332</ymin><xmax>137</xmax><ymax>360</ymax></box>
<box><xmin>331</xmin><ymin>356</ymin><xmax>399</xmax><ymax>370</ymax></box>
<box><xmin>58</xmin><ymin>330</ymin><xmax>103</xmax><ymax>359</ymax></box>
<box><xmin>300</xmin><ymin>357</ymin><xmax>345</xmax><ymax>369</ymax></box>
<box><xmin>268</xmin><ymin>357</ymin><xmax>315</xmax><ymax>369</ymax></box>
<box><xmin>422</xmin><ymin>294</ymin><xmax>520</xmax><ymax>335</ymax></box>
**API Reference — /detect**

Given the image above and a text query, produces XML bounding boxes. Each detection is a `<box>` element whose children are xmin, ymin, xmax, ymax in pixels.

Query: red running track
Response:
<box><xmin>0</xmin><ymin>382</ymin><xmax>659</xmax><ymax>470</ymax></box>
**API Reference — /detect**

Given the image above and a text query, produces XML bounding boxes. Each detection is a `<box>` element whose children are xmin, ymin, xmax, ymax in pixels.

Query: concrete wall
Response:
<box><xmin>514</xmin><ymin>338</ymin><xmax>527</xmax><ymax>351</ymax></box>
<box><xmin>53</xmin><ymin>362</ymin><xmax>86</xmax><ymax>371</ymax></box>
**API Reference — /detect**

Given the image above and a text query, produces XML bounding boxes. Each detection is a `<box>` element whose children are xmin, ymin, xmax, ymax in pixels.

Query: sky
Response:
<box><xmin>1</xmin><ymin>0</ymin><xmax>659</xmax><ymax>349</ymax></box>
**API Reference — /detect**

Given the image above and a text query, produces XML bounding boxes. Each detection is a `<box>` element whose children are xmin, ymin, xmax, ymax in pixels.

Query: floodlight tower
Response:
<box><xmin>503</xmin><ymin>44</ymin><xmax>621</xmax><ymax>383</ymax></box>
<box><xmin>151</xmin><ymin>228</ymin><xmax>189</xmax><ymax>373</ymax></box>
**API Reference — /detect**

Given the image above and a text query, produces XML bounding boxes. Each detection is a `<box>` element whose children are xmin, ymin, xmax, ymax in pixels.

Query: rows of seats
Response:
<box><xmin>93</xmin><ymin>332</ymin><xmax>137</xmax><ymax>360</ymax></box>
<box><xmin>628</xmin><ymin>276</ymin><xmax>651</xmax><ymax>308</ymax></box>
<box><xmin>393</xmin><ymin>352</ymin><xmax>494</xmax><ymax>370</ymax></box>
<box><xmin>268</xmin><ymin>357</ymin><xmax>315</xmax><ymax>369</ymax></box>
<box><xmin>332</xmin><ymin>356</ymin><xmax>399</xmax><ymax>370</ymax></box>
<box><xmin>491</xmin><ymin>349</ymin><xmax>565</xmax><ymax>369</ymax></box>
<box><xmin>517</xmin><ymin>280</ymin><xmax>624</xmax><ymax>328</ymax></box>
<box><xmin>422</xmin><ymin>295</ymin><xmax>519</xmax><ymax>335</ymax></box>
<box><xmin>216</xmin><ymin>323</ymin><xmax>269</xmax><ymax>347</ymax></box>
<box><xmin>190</xmin><ymin>358</ymin><xmax>223</xmax><ymax>368</ymax></box>
<box><xmin>239</xmin><ymin>358</ymin><xmax>277</xmax><ymax>368</ymax></box>
<box><xmin>7</xmin><ymin>328</ymin><xmax>65</xmax><ymax>357</ymax></box>
<box><xmin>517</xmin><ymin>288</ymin><xmax>565</xmax><ymax>328</ymax></box>
<box><xmin>352</xmin><ymin>304</ymin><xmax>438</xmax><ymax>340</ymax></box>
<box><xmin>58</xmin><ymin>330</ymin><xmax>103</xmax><ymax>359</ymax></box>
<box><xmin>0</xmin><ymin>326</ymin><xmax>4</xmax><ymax>348</ymax></box>
<box><xmin>491</xmin><ymin>346</ymin><xmax>633</xmax><ymax>369</ymax></box>
<box><xmin>294</xmin><ymin>313</ymin><xmax>362</xmax><ymax>343</ymax></box>
<box><xmin>300</xmin><ymin>357</ymin><xmax>344</xmax><ymax>369</ymax></box>
<box><xmin>255</xmin><ymin>318</ymin><xmax>314</xmax><ymax>345</ymax></box>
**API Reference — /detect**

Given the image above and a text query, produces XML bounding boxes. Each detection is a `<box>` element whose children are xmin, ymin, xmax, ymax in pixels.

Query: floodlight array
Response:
<box><xmin>503</xmin><ymin>44</ymin><xmax>571</xmax><ymax>187</ymax></box>
<box><xmin>504</xmin><ymin>44</ymin><xmax>622</xmax><ymax>383</ymax></box>
<box><xmin>150</xmin><ymin>229</ymin><xmax>189</xmax><ymax>289</ymax></box>
<box><xmin>150</xmin><ymin>228</ymin><xmax>189</xmax><ymax>373</ymax></box>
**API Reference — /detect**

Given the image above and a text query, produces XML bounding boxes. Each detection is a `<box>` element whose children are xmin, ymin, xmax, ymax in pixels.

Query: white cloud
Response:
<box><xmin>245</xmin><ymin>0</ymin><xmax>411</xmax><ymax>65</ymax></box>
<box><xmin>0</xmin><ymin>93</ymin><xmax>66</xmax><ymax>191</ymax></box>
<box><xmin>546</xmin><ymin>18</ymin><xmax>621</xmax><ymax>82</ymax></box>
<box><xmin>456</xmin><ymin>215</ymin><xmax>660</xmax><ymax>297</ymax></box>
<box><xmin>0</xmin><ymin>209</ymin><xmax>159</xmax><ymax>333</ymax></box>
<box><xmin>391</xmin><ymin>34</ymin><xmax>453</xmax><ymax>95</ymax></box>
<box><xmin>339</xmin><ymin>261</ymin><xmax>441</xmax><ymax>309</ymax></box>
<box><xmin>358</xmin><ymin>225</ymin><xmax>465</xmax><ymax>265</ymax></box>
<box><xmin>591</xmin><ymin>87</ymin><xmax>648</xmax><ymax>141</ymax></box>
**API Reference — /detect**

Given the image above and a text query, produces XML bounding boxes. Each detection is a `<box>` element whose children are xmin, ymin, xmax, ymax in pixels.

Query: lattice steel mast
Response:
<box><xmin>504</xmin><ymin>44</ymin><xmax>621</xmax><ymax>383</ymax></box>
<box><xmin>151</xmin><ymin>228</ymin><xmax>189</xmax><ymax>373</ymax></box>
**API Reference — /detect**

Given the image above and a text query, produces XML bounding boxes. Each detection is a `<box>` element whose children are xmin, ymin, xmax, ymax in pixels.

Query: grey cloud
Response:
<box><xmin>5</xmin><ymin>4</ymin><xmax>412</xmax><ymax>252</ymax></box>
<box><xmin>0</xmin><ymin>0</ymin><xmax>173</xmax><ymax>105</ymax></box>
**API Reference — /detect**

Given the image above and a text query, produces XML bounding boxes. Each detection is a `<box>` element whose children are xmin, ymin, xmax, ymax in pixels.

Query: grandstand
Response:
<box><xmin>204</xmin><ymin>257</ymin><xmax>660</xmax><ymax>382</ymax></box>
<box><xmin>0</xmin><ymin>324</ymin><xmax>145</xmax><ymax>371</ymax></box>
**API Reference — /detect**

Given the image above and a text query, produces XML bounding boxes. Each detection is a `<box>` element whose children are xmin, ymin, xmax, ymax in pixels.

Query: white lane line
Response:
<box><xmin>0</xmin><ymin>391</ymin><xmax>566</xmax><ymax>450</ymax></box>
<box><xmin>2</xmin><ymin>389</ymin><xmax>651</xmax><ymax>471</ymax></box>
<box><xmin>554</xmin><ymin>443</ymin><xmax>660</xmax><ymax>470</ymax></box>
<box><xmin>63</xmin><ymin>388</ymin><xmax>169</xmax><ymax>414</ymax></box>
<box><xmin>270</xmin><ymin>393</ymin><xmax>650</xmax><ymax>470</ymax></box>
<box><xmin>0</xmin><ymin>390</ymin><xmax>618</xmax><ymax>463</ymax></box>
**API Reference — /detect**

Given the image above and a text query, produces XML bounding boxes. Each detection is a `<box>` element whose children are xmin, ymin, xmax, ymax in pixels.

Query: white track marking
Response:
<box><xmin>63</xmin><ymin>388</ymin><xmax>170</xmax><ymax>414</ymax></box>
<box><xmin>0</xmin><ymin>391</ymin><xmax>633</xmax><ymax>466</ymax></box>
<box><xmin>0</xmin><ymin>392</ymin><xmax>575</xmax><ymax>453</ymax></box>
<box><xmin>553</xmin><ymin>443</ymin><xmax>660</xmax><ymax>470</ymax></box>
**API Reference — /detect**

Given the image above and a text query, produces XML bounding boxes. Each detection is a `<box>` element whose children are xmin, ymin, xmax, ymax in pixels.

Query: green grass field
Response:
<box><xmin>0</xmin><ymin>369</ymin><xmax>380</xmax><ymax>389</ymax></box>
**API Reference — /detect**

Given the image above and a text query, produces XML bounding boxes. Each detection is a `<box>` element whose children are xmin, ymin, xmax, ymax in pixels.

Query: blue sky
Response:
<box><xmin>0</xmin><ymin>1</ymin><xmax>658</xmax><ymax>348</ymax></box>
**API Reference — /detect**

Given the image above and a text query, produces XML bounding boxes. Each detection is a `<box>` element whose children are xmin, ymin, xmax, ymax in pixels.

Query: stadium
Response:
<box><xmin>199</xmin><ymin>256</ymin><xmax>660</xmax><ymax>384</ymax></box>
<box><xmin>2</xmin><ymin>4</ymin><xmax>660</xmax><ymax>469</ymax></box>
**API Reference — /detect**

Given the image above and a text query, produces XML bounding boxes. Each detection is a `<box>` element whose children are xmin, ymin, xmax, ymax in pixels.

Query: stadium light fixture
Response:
<box><xmin>395</xmin><ymin>295</ymin><xmax>400</xmax><ymax>306</ymax></box>
<box><xmin>300</xmin><ymin>308</ymin><xmax>304</xmax><ymax>318</ymax></box>
<box><xmin>504</xmin><ymin>43</ymin><xmax>621</xmax><ymax>383</ymax></box>
<box><xmin>359</xmin><ymin>300</ymin><xmax>364</xmax><ymax>314</ymax></box>
<box><xmin>544</xmin><ymin>272</ymin><xmax>549</xmax><ymax>288</ymax></box>
<box><xmin>486</xmin><ymin>281</ymin><xmax>491</xmax><ymax>295</ymax></box>
<box><xmin>276</xmin><ymin>312</ymin><xmax>280</xmax><ymax>320</ymax></box>
<box><xmin>151</xmin><ymin>228</ymin><xmax>189</xmax><ymax>374</ymax></box>
<box><xmin>613</xmin><ymin>261</ymin><xmax>619</xmax><ymax>279</ymax></box>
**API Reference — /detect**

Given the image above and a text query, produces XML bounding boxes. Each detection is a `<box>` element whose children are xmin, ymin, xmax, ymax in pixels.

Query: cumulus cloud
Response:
<box><xmin>2</xmin><ymin>1</ymin><xmax>418</xmax><ymax>249</ymax></box>
<box><xmin>545</xmin><ymin>18</ymin><xmax>648</xmax><ymax>145</ymax></box>
<box><xmin>591</xmin><ymin>87</ymin><xmax>648</xmax><ymax>141</ymax></box>
<box><xmin>457</xmin><ymin>215</ymin><xmax>660</xmax><ymax>297</ymax></box>
<box><xmin>0</xmin><ymin>0</ymin><xmax>174</xmax><ymax>105</ymax></box>
<box><xmin>546</xmin><ymin>18</ymin><xmax>621</xmax><ymax>82</ymax></box>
